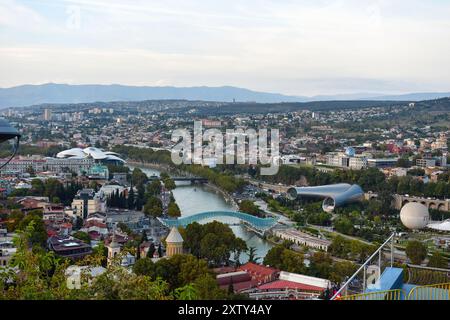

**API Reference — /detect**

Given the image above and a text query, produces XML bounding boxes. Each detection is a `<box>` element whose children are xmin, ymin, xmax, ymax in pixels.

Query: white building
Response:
<box><xmin>71</xmin><ymin>189</ymin><xmax>106</xmax><ymax>219</ymax></box>
<box><xmin>273</xmin><ymin>228</ymin><xmax>331</xmax><ymax>251</ymax></box>
<box><xmin>349</xmin><ymin>156</ymin><xmax>368</xmax><ymax>170</ymax></box>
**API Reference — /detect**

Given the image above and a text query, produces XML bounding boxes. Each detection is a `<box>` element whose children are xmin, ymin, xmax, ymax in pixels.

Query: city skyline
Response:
<box><xmin>1</xmin><ymin>0</ymin><xmax>450</xmax><ymax>96</ymax></box>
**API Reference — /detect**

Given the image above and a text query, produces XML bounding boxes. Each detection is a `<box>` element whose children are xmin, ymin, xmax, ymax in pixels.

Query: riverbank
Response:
<box><xmin>127</xmin><ymin>160</ymin><xmax>240</xmax><ymax>210</ymax></box>
<box><xmin>128</xmin><ymin>161</ymin><xmax>274</xmax><ymax>263</ymax></box>
<box><xmin>126</xmin><ymin>160</ymin><xmax>173</xmax><ymax>173</ymax></box>
<box><xmin>205</xmin><ymin>182</ymin><xmax>239</xmax><ymax>211</ymax></box>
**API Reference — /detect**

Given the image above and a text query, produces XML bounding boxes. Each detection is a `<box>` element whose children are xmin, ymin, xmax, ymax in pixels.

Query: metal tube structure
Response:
<box><xmin>287</xmin><ymin>183</ymin><xmax>364</xmax><ymax>212</ymax></box>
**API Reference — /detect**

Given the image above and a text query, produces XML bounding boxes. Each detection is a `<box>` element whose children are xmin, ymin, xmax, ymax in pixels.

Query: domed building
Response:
<box><xmin>400</xmin><ymin>202</ymin><xmax>430</xmax><ymax>230</ymax></box>
<box><xmin>56</xmin><ymin>147</ymin><xmax>125</xmax><ymax>165</ymax></box>
<box><xmin>165</xmin><ymin>227</ymin><xmax>184</xmax><ymax>257</ymax></box>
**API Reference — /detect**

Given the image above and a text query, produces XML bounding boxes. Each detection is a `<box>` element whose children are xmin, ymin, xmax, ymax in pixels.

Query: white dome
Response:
<box><xmin>400</xmin><ymin>202</ymin><xmax>429</xmax><ymax>230</ymax></box>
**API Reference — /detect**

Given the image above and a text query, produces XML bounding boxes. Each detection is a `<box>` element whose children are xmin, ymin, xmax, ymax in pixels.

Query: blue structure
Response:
<box><xmin>158</xmin><ymin>211</ymin><xmax>279</xmax><ymax>233</ymax></box>
<box><xmin>366</xmin><ymin>267</ymin><xmax>407</xmax><ymax>298</ymax></box>
<box><xmin>366</xmin><ymin>267</ymin><xmax>450</xmax><ymax>300</ymax></box>
<box><xmin>287</xmin><ymin>183</ymin><xmax>364</xmax><ymax>212</ymax></box>
<box><xmin>345</xmin><ymin>147</ymin><xmax>356</xmax><ymax>157</ymax></box>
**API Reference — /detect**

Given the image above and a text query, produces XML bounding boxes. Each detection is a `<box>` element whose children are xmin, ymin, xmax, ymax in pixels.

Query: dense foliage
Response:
<box><xmin>179</xmin><ymin>221</ymin><xmax>247</xmax><ymax>266</ymax></box>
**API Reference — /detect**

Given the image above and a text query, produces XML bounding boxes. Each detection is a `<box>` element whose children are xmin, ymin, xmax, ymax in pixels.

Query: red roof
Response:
<box><xmin>238</xmin><ymin>262</ymin><xmax>279</xmax><ymax>277</ymax></box>
<box><xmin>257</xmin><ymin>280</ymin><xmax>325</xmax><ymax>292</ymax></box>
<box><xmin>46</xmin><ymin>229</ymin><xmax>58</xmax><ymax>237</ymax></box>
<box><xmin>83</xmin><ymin>220</ymin><xmax>107</xmax><ymax>228</ymax></box>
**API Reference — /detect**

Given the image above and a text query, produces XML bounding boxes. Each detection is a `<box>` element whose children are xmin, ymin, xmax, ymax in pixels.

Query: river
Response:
<box><xmin>128</xmin><ymin>165</ymin><xmax>273</xmax><ymax>263</ymax></box>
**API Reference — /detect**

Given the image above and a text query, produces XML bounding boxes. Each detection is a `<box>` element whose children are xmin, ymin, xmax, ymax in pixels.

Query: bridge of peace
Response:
<box><xmin>158</xmin><ymin>210</ymin><xmax>279</xmax><ymax>235</ymax></box>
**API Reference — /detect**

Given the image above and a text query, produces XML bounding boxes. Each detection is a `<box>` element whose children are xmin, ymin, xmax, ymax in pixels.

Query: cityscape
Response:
<box><xmin>0</xmin><ymin>0</ymin><xmax>450</xmax><ymax>312</ymax></box>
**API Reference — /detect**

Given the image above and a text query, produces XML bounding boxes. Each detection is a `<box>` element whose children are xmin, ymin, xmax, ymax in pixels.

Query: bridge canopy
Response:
<box><xmin>158</xmin><ymin>211</ymin><xmax>279</xmax><ymax>232</ymax></box>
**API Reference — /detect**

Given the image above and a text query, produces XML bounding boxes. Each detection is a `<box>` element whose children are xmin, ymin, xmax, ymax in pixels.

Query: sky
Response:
<box><xmin>1</xmin><ymin>0</ymin><xmax>450</xmax><ymax>96</ymax></box>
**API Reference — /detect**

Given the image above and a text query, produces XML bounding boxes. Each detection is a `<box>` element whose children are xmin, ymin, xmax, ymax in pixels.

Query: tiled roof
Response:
<box><xmin>238</xmin><ymin>262</ymin><xmax>279</xmax><ymax>276</ymax></box>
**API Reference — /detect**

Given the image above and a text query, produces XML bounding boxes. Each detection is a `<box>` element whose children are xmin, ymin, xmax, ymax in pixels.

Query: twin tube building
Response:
<box><xmin>287</xmin><ymin>183</ymin><xmax>364</xmax><ymax>212</ymax></box>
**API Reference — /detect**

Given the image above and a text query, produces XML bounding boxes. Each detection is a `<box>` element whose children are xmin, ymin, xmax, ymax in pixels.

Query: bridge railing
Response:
<box><xmin>158</xmin><ymin>211</ymin><xmax>279</xmax><ymax>232</ymax></box>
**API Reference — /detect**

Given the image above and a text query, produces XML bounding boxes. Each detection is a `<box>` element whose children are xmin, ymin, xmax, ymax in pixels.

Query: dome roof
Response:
<box><xmin>166</xmin><ymin>227</ymin><xmax>183</xmax><ymax>243</ymax></box>
<box><xmin>56</xmin><ymin>147</ymin><xmax>125</xmax><ymax>163</ymax></box>
<box><xmin>400</xmin><ymin>202</ymin><xmax>429</xmax><ymax>230</ymax></box>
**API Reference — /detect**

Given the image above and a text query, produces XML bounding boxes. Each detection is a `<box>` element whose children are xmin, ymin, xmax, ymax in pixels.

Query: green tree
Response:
<box><xmin>144</xmin><ymin>196</ymin><xmax>163</xmax><ymax>217</ymax></box>
<box><xmin>163</xmin><ymin>178</ymin><xmax>176</xmax><ymax>190</ymax></box>
<box><xmin>246</xmin><ymin>246</ymin><xmax>260</xmax><ymax>263</ymax></box>
<box><xmin>17</xmin><ymin>210</ymin><xmax>47</xmax><ymax>248</ymax></box>
<box><xmin>329</xmin><ymin>261</ymin><xmax>358</xmax><ymax>284</ymax></box>
<box><xmin>6</xmin><ymin>209</ymin><xmax>25</xmax><ymax>232</ymax></box>
<box><xmin>178</xmin><ymin>254</ymin><xmax>210</xmax><ymax>285</ymax></box>
<box><xmin>167</xmin><ymin>201</ymin><xmax>181</xmax><ymax>218</ymax></box>
<box><xmin>131</xmin><ymin>168</ymin><xmax>148</xmax><ymax>187</ymax></box>
<box><xmin>146</xmin><ymin>180</ymin><xmax>161</xmax><ymax>196</ymax></box>
<box><xmin>73</xmin><ymin>231</ymin><xmax>91</xmax><ymax>244</ymax></box>
<box><xmin>405</xmin><ymin>240</ymin><xmax>428</xmax><ymax>265</ymax></box>
<box><xmin>427</xmin><ymin>251</ymin><xmax>447</xmax><ymax>269</ymax></box>
<box><xmin>263</xmin><ymin>245</ymin><xmax>285</xmax><ymax>268</ymax></box>
<box><xmin>192</xmin><ymin>274</ymin><xmax>227</xmax><ymax>300</ymax></box>
<box><xmin>174</xmin><ymin>284</ymin><xmax>198</xmax><ymax>300</ymax></box>
<box><xmin>239</xmin><ymin>200</ymin><xmax>260</xmax><ymax>217</ymax></box>
<box><xmin>309</xmin><ymin>252</ymin><xmax>333</xmax><ymax>279</ymax></box>
<box><xmin>127</xmin><ymin>186</ymin><xmax>135</xmax><ymax>210</ymax></box>
<box><xmin>132</xmin><ymin>257</ymin><xmax>156</xmax><ymax>278</ymax></box>
<box><xmin>279</xmin><ymin>249</ymin><xmax>305</xmax><ymax>274</ymax></box>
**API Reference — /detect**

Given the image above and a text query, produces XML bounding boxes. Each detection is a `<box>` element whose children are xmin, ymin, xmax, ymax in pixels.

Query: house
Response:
<box><xmin>216</xmin><ymin>271</ymin><xmax>257</xmax><ymax>292</ymax></box>
<box><xmin>47</xmin><ymin>235</ymin><xmax>92</xmax><ymax>259</ymax></box>
<box><xmin>42</xmin><ymin>204</ymin><xmax>65</xmax><ymax>221</ymax></box>
<box><xmin>237</xmin><ymin>262</ymin><xmax>279</xmax><ymax>285</ymax></box>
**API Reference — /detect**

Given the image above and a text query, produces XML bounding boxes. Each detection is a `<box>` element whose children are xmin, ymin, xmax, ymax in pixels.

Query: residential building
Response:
<box><xmin>71</xmin><ymin>189</ymin><xmax>106</xmax><ymax>219</ymax></box>
<box><xmin>366</xmin><ymin>158</ymin><xmax>398</xmax><ymax>168</ymax></box>
<box><xmin>237</xmin><ymin>262</ymin><xmax>279</xmax><ymax>285</ymax></box>
<box><xmin>47</xmin><ymin>235</ymin><xmax>92</xmax><ymax>259</ymax></box>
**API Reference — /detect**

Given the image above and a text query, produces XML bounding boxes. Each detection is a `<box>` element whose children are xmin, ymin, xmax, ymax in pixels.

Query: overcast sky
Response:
<box><xmin>1</xmin><ymin>0</ymin><xmax>450</xmax><ymax>96</ymax></box>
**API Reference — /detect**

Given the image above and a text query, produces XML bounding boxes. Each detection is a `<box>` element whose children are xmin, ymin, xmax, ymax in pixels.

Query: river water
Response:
<box><xmin>128</xmin><ymin>165</ymin><xmax>273</xmax><ymax>263</ymax></box>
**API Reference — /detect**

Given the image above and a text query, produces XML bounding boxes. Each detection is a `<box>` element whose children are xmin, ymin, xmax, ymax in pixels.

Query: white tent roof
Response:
<box><xmin>56</xmin><ymin>147</ymin><xmax>125</xmax><ymax>163</ymax></box>
<box><xmin>428</xmin><ymin>219</ymin><xmax>450</xmax><ymax>231</ymax></box>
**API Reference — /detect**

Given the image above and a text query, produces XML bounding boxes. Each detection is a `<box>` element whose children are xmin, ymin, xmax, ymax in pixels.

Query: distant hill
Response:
<box><xmin>0</xmin><ymin>83</ymin><xmax>449</xmax><ymax>108</ymax></box>
<box><xmin>0</xmin><ymin>83</ymin><xmax>306</xmax><ymax>108</ymax></box>
<box><xmin>367</xmin><ymin>92</ymin><xmax>450</xmax><ymax>101</ymax></box>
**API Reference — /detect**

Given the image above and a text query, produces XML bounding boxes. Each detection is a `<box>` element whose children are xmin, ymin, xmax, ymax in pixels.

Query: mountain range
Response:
<box><xmin>0</xmin><ymin>83</ymin><xmax>449</xmax><ymax>108</ymax></box>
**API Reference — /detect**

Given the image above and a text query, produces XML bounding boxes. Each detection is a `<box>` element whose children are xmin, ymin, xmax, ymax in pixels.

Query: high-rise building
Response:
<box><xmin>43</xmin><ymin>108</ymin><xmax>52</xmax><ymax>121</ymax></box>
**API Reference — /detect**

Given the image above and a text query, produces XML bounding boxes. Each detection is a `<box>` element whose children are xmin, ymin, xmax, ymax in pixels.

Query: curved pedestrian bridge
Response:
<box><xmin>158</xmin><ymin>211</ymin><xmax>279</xmax><ymax>232</ymax></box>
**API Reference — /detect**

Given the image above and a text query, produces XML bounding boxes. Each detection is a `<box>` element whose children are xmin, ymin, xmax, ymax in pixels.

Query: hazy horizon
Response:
<box><xmin>1</xmin><ymin>0</ymin><xmax>450</xmax><ymax>96</ymax></box>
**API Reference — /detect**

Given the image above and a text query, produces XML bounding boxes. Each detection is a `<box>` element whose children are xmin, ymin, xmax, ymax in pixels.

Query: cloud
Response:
<box><xmin>1</xmin><ymin>0</ymin><xmax>450</xmax><ymax>95</ymax></box>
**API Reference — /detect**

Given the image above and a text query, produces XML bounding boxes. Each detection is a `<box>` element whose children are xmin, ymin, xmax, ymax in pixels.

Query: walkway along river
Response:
<box><xmin>127</xmin><ymin>164</ymin><xmax>273</xmax><ymax>264</ymax></box>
